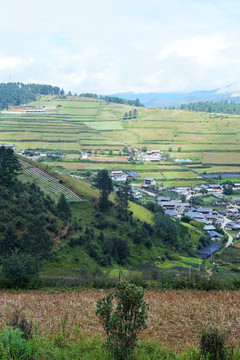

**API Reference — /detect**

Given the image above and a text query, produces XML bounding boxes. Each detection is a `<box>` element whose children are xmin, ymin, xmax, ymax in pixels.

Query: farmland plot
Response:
<box><xmin>19</xmin><ymin>160</ymin><xmax>81</xmax><ymax>202</ymax></box>
<box><xmin>0</xmin><ymin>290</ymin><xmax>239</xmax><ymax>351</ymax></box>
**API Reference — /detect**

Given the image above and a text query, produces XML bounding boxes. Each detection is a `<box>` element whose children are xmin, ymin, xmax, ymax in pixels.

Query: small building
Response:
<box><xmin>208</xmin><ymin>184</ymin><xmax>222</xmax><ymax>192</ymax></box>
<box><xmin>157</xmin><ymin>196</ymin><xmax>171</xmax><ymax>203</ymax></box>
<box><xmin>197</xmin><ymin>208</ymin><xmax>213</xmax><ymax>215</ymax></box>
<box><xmin>161</xmin><ymin>201</ymin><xmax>179</xmax><ymax>210</ymax></box>
<box><xmin>111</xmin><ymin>170</ymin><xmax>123</xmax><ymax>178</ymax></box>
<box><xmin>212</xmin><ymin>192</ymin><xmax>225</xmax><ymax>199</ymax></box>
<box><xmin>184</xmin><ymin>211</ymin><xmax>205</xmax><ymax>221</ymax></box>
<box><xmin>144</xmin><ymin>177</ymin><xmax>156</xmax><ymax>186</ymax></box>
<box><xmin>81</xmin><ymin>153</ymin><xmax>89</xmax><ymax>159</ymax></box>
<box><xmin>227</xmin><ymin>208</ymin><xmax>238</xmax><ymax>216</ymax></box>
<box><xmin>165</xmin><ymin>209</ymin><xmax>178</xmax><ymax>218</ymax></box>
<box><xmin>200</xmin><ymin>184</ymin><xmax>209</xmax><ymax>190</ymax></box>
<box><xmin>207</xmin><ymin>231</ymin><xmax>221</xmax><ymax>242</ymax></box>
<box><xmin>204</xmin><ymin>225</ymin><xmax>216</xmax><ymax>231</ymax></box>
<box><xmin>205</xmin><ymin>214</ymin><xmax>219</xmax><ymax>222</ymax></box>
<box><xmin>125</xmin><ymin>171</ymin><xmax>140</xmax><ymax>179</ymax></box>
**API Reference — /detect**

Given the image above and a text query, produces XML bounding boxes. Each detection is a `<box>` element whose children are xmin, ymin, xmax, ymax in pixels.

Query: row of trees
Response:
<box><xmin>99</xmin><ymin>96</ymin><xmax>142</xmax><ymax>106</ymax></box>
<box><xmin>180</xmin><ymin>100</ymin><xmax>240</xmax><ymax>114</ymax></box>
<box><xmin>123</xmin><ymin>109</ymin><xmax>138</xmax><ymax>119</ymax></box>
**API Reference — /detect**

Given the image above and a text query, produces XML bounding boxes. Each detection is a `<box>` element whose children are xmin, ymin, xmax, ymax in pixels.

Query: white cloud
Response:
<box><xmin>0</xmin><ymin>56</ymin><xmax>33</xmax><ymax>70</ymax></box>
<box><xmin>158</xmin><ymin>34</ymin><xmax>230</xmax><ymax>66</ymax></box>
<box><xmin>0</xmin><ymin>0</ymin><xmax>240</xmax><ymax>93</ymax></box>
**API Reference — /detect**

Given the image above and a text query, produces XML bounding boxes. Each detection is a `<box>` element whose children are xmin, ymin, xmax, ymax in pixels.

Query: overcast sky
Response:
<box><xmin>1</xmin><ymin>0</ymin><xmax>240</xmax><ymax>94</ymax></box>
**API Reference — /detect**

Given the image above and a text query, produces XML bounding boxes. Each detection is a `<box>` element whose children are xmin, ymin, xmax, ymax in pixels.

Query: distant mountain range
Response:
<box><xmin>112</xmin><ymin>83</ymin><xmax>240</xmax><ymax>107</ymax></box>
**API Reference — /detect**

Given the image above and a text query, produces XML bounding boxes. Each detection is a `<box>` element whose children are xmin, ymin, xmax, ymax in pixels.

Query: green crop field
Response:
<box><xmin>1</xmin><ymin>95</ymin><xmax>240</xmax><ymax>186</ymax></box>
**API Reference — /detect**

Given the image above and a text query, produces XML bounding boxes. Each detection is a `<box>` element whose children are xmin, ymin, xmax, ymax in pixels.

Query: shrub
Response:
<box><xmin>96</xmin><ymin>279</ymin><xmax>149</xmax><ymax>359</ymax></box>
<box><xmin>2</xmin><ymin>250</ymin><xmax>40</xmax><ymax>288</ymax></box>
<box><xmin>8</xmin><ymin>308</ymin><xmax>33</xmax><ymax>340</ymax></box>
<box><xmin>200</xmin><ymin>326</ymin><xmax>232</xmax><ymax>360</ymax></box>
<box><xmin>0</xmin><ymin>328</ymin><xmax>30</xmax><ymax>359</ymax></box>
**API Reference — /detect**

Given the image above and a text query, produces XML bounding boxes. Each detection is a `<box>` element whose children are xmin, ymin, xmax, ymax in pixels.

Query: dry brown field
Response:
<box><xmin>89</xmin><ymin>156</ymin><xmax>129</xmax><ymax>162</ymax></box>
<box><xmin>1</xmin><ymin>289</ymin><xmax>240</xmax><ymax>350</ymax></box>
<box><xmin>203</xmin><ymin>152</ymin><xmax>240</xmax><ymax>164</ymax></box>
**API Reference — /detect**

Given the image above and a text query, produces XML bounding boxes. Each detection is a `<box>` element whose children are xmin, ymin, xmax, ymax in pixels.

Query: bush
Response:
<box><xmin>2</xmin><ymin>250</ymin><xmax>40</xmax><ymax>288</ymax></box>
<box><xmin>0</xmin><ymin>327</ymin><xmax>32</xmax><ymax>359</ymax></box>
<box><xmin>8</xmin><ymin>308</ymin><xmax>34</xmax><ymax>340</ymax></box>
<box><xmin>200</xmin><ymin>326</ymin><xmax>232</xmax><ymax>360</ymax></box>
<box><xmin>96</xmin><ymin>279</ymin><xmax>149</xmax><ymax>359</ymax></box>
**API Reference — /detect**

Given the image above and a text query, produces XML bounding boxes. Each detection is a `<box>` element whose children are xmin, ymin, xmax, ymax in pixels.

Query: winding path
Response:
<box><xmin>221</xmin><ymin>216</ymin><xmax>233</xmax><ymax>247</ymax></box>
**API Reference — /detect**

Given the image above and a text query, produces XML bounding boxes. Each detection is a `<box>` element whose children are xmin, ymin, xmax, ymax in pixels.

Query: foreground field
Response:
<box><xmin>1</xmin><ymin>289</ymin><xmax>240</xmax><ymax>351</ymax></box>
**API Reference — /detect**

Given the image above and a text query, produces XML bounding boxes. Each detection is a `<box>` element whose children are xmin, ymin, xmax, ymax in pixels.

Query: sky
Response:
<box><xmin>1</xmin><ymin>0</ymin><xmax>240</xmax><ymax>94</ymax></box>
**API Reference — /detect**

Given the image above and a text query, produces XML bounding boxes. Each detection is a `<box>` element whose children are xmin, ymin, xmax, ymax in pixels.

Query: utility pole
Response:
<box><xmin>189</xmin><ymin>266</ymin><xmax>191</xmax><ymax>277</ymax></box>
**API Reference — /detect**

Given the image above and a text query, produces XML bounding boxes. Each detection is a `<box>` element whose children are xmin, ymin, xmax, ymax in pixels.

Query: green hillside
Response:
<box><xmin>0</xmin><ymin>148</ymin><xmax>208</xmax><ymax>285</ymax></box>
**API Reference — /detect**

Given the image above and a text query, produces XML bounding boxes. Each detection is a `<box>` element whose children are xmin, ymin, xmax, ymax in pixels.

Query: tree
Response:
<box><xmin>20</xmin><ymin>217</ymin><xmax>53</xmax><ymax>259</ymax></box>
<box><xmin>135</xmin><ymin>98</ymin><xmax>140</xmax><ymax>106</ymax></box>
<box><xmin>96</xmin><ymin>279</ymin><xmax>149</xmax><ymax>359</ymax></box>
<box><xmin>57</xmin><ymin>193</ymin><xmax>72</xmax><ymax>220</ymax></box>
<box><xmin>0</xmin><ymin>224</ymin><xmax>19</xmax><ymax>257</ymax></box>
<box><xmin>115</xmin><ymin>179</ymin><xmax>133</xmax><ymax>221</ymax></box>
<box><xmin>223</xmin><ymin>183</ymin><xmax>233</xmax><ymax>195</ymax></box>
<box><xmin>0</xmin><ymin>146</ymin><xmax>21</xmax><ymax>186</ymax></box>
<box><xmin>92</xmin><ymin>170</ymin><xmax>113</xmax><ymax>210</ymax></box>
<box><xmin>2</xmin><ymin>249</ymin><xmax>40</xmax><ymax>288</ymax></box>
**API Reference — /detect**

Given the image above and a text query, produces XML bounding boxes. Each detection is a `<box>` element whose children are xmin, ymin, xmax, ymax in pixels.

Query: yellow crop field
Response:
<box><xmin>0</xmin><ymin>290</ymin><xmax>239</xmax><ymax>351</ymax></box>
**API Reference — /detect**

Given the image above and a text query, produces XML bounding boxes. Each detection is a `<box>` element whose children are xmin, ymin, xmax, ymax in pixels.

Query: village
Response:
<box><xmin>5</xmin><ymin>144</ymin><xmax>240</xmax><ymax>256</ymax></box>
<box><xmin>110</xmin><ymin>168</ymin><xmax>240</xmax><ymax>254</ymax></box>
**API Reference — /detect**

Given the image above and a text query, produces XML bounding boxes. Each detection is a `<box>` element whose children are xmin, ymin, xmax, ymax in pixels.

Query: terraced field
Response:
<box><xmin>19</xmin><ymin>160</ymin><xmax>81</xmax><ymax>202</ymax></box>
<box><xmin>1</xmin><ymin>95</ymin><xmax>240</xmax><ymax>186</ymax></box>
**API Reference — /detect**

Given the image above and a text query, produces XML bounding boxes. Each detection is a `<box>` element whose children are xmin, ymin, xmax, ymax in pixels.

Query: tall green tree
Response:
<box><xmin>0</xmin><ymin>146</ymin><xmax>21</xmax><ymax>186</ymax></box>
<box><xmin>92</xmin><ymin>170</ymin><xmax>113</xmax><ymax>210</ymax></box>
<box><xmin>115</xmin><ymin>179</ymin><xmax>133</xmax><ymax>221</ymax></box>
<box><xmin>0</xmin><ymin>224</ymin><xmax>19</xmax><ymax>257</ymax></box>
<box><xmin>57</xmin><ymin>193</ymin><xmax>72</xmax><ymax>220</ymax></box>
<box><xmin>20</xmin><ymin>217</ymin><xmax>53</xmax><ymax>259</ymax></box>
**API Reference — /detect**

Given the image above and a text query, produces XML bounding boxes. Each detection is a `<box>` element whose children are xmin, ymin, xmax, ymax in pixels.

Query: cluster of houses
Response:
<box><xmin>156</xmin><ymin>197</ymin><xmax>225</xmax><ymax>242</ymax></box>
<box><xmin>136</xmin><ymin>150</ymin><xmax>163</xmax><ymax>162</ymax></box>
<box><xmin>1</xmin><ymin>106</ymin><xmax>57</xmax><ymax>115</ymax></box>
<box><xmin>20</xmin><ymin>150</ymin><xmax>64</xmax><ymax>160</ymax></box>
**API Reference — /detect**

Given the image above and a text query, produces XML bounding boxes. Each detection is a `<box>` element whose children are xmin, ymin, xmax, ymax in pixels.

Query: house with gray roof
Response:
<box><xmin>207</xmin><ymin>231</ymin><xmax>221</xmax><ymax>242</ymax></box>
<box><xmin>125</xmin><ymin>171</ymin><xmax>140</xmax><ymax>179</ymax></box>
<box><xmin>165</xmin><ymin>209</ymin><xmax>178</xmax><ymax>218</ymax></box>
<box><xmin>204</xmin><ymin>225</ymin><xmax>216</xmax><ymax>231</ymax></box>
<box><xmin>197</xmin><ymin>208</ymin><xmax>213</xmax><ymax>215</ymax></box>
